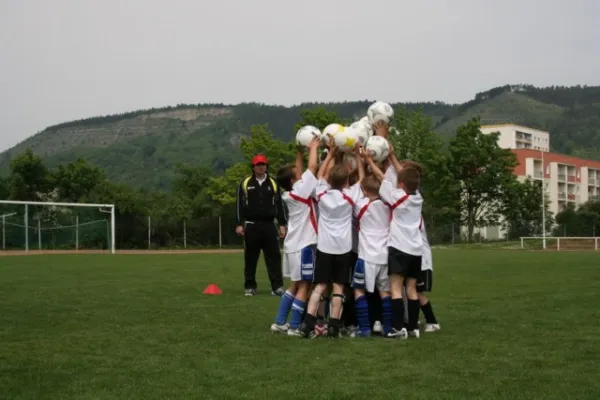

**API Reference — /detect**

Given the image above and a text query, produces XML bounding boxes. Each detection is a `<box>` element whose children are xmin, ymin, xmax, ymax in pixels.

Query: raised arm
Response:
<box><xmin>388</xmin><ymin>144</ymin><xmax>403</xmax><ymax>174</ymax></box>
<box><xmin>364</xmin><ymin>153</ymin><xmax>385</xmax><ymax>181</ymax></box>
<box><xmin>318</xmin><ymin>138</ymin><xmax>336</xmax><ymax>180</ymax></box>
<box><xmin>355</xmin><ymin>144</ymin><xmax>365</xmax><ymax>184</ymax></box>
<box><xmin>307</xmin><ymin>136</ymin><xmax>320</xmax><ymax>176</ymax></box>
<box><xmin>294</xmin><ymin>147</ymin><xmax>304</xmax><ymax>181</ymax></box>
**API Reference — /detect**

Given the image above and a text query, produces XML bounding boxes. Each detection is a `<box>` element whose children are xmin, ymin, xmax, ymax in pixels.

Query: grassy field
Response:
<box><xmin>1</xmin><ymin>250</ymin><xmax>600</xmax><ymax>399</ymax></box>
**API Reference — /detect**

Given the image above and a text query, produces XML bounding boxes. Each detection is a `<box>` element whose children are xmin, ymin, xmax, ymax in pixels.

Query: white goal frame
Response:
<box><xmin>520</xmin><ymin>236</ymin><xmax>599</xmax><ymax>251</ymax></box>
<box><xmin>0</xmin><ymin>200</ymin><xmax>115</xmax><ymax>254</ymax></box>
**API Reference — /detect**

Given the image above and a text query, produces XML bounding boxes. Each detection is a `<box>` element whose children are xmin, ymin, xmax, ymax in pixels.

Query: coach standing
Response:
<box><xmin>235</xmin><ymin>154</ymin><xmax>287</xmax><ymax>297</ymax></box>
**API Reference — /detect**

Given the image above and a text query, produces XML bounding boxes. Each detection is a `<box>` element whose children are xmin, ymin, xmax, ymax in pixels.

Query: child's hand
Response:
<box><xmin>388</xmin><ymin>143</ymin><xmax>395</xmax><ymax>156</ymax></box>
<box><xmin>309</xmin><ymin>136</ymin><xmax>321</xmax><ymax>150</ymax></box>
<box><xmin>373</xmin><ymin>121</ymin><xmax>389</xmax><ymax>137</ymax></box>
<box><xmin>328</xmin><ymin>136</ymin><xmax>336</xmax><ymax>152</ymax></box>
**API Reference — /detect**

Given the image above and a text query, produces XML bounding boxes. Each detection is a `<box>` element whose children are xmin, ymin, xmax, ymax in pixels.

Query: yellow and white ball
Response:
<box><xmin>350</xmin><ymin>116</ymin><xmax>372</xmax><ymax>145</ymax></box>
<box><xmin>321</xmin><ymin>123</ymin><xmax>345</xmax><ymax>146</ymax></box>
<box><xmin>334</xmin><ymin>127</ymin><xmax>359</xmax><ymax>152</ymax></box>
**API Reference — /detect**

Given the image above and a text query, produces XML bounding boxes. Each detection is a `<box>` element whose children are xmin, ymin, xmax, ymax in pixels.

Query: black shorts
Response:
<box><xmin>388</xmin><ymin>247</ymin><xmax>421</xmax><ymax>279</ymax></box>
<box><xmin>314</xmin><ymin>250</ymin><xmax>353</xmax><ymax>285</ymax></box>
<box><xmin>416</xmin><ymin>269</ymin><xmax>433</xmax><ymax>292</ymax></box>
<box><xmin>349</xmin><ymin>251</ymin><xmax>358</xmax><ymax>275</ymax></box>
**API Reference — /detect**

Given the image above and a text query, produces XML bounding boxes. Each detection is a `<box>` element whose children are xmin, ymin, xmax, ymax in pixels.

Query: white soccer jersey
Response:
<box><xmin>351</xmin><ymin>214</ymin><xmax>360</xmax><ymax>254</ymax></box>
<box><xmin>421</xmin><ymin>218</ymin><xmax>432</xmax><ymax>271</ymax></box>
<box><xmin>384</xmin><ymin>164</ymin><xmax>397</xmax><ymax>184</ymax></box>
<box><xmin>315</xmin><ymin>180</ymin><xmax>362</xmax><ymax>254</ymax></box>
<box><xmin>282</xmin><ymin>170</ymin><xmax>319</xmax><ymax>253</ymax></box>
<box><xmin>379</xmin><ymin>180</ymin><xmax>424</xmax><ymax>256</ymax></box>
<box><xmin>354</xmin><ymin>197</ymin><xmax>390</xmax><ymax>265</ymax></box>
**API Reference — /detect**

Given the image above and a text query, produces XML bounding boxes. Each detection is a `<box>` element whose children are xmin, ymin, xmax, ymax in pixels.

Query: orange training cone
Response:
<box><xmin>202</xmin><ymin>284</ymin><xmax>222</xmax><ymax>295</ymax></box>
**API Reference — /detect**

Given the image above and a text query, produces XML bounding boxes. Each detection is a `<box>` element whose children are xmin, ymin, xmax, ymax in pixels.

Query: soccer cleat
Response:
<box><xmin>350</xmin><ymin>330</ymin><xmax>371</xmax><ymax>338</ymax></box>
<box><xmin>244</xmin><ymin>288</ymin><xmax>256</xmax><ymax>297</ymax></box>
<box><xmin>270</xmin><ymin>323</ymin><xmax>289</xmax><ymax>334</ymax></box>
<box><xmin>314</xmin><ymin>323</ymin><xmax>328</xmax><ymax>337</ymax></box>
<box><xmin>424</xmin><ymin>323</ymin><xmax>441</xmax><ymax>333</ymax></box>
<box><xmin>327</xmin><ymin>325</ymin><xmax>341</xmax><ymax>338</ymax></box>
<box><xmin>343</xmin><ymin>325</ymin><xmax>358</xmax><ymax>337</ymax></box>
<box><xmin>408</xmin><ymin>329</ymin><xmax>420</xmax><ymax>339</ymax></box>
<box><xmin>271</xmin><ymin>287</ymin><xmax>285</xmax><ymax>296</ymax></box>
<box><xmin>385</xmin><ymin>327</ymin><xmax>408</xmax><ymax>339</ymax></box>
<box><xmin>287</xmin><ymin>328</ymin><xmax>303</xmax><ymax>337</ymax></box>
<box><xmin>372</xmin><ymin>321</ymin><xmax>383</xmax><ymax>334</ymax></box>
<box><xmin>299</xmin><ymin>322</ymin><xmax>315</xmax><ymax>338</ymax></box>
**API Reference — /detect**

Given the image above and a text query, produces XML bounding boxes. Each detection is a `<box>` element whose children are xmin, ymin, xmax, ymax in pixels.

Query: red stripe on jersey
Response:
<box><xmin>356</xmin><ymin>199</ymin><xmax>379</xmax><ymax>231</ymax></box>
<box><xmin>317</xmin><ymin>191</ymin><xmax>327</xmax><ymax>201</ymax></box>
<box><xmin>289</xmin><ymin>192</ymin><xmax>318</xmax><ymax>233</ymax></box>
<box><xmin>342</xmin><ymin>192</ymin><xmax>355</xmax><ymax>207</ymax></box>
<box><xmin>390</xmin><ymin>194</ymin><xmax>409</xmax><ymax>210</ymax></box>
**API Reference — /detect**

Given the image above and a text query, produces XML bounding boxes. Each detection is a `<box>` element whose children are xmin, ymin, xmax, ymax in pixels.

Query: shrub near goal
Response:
<box><xmin>0</xmin><ymin>200</ymin><xmax>116</xmax><ymax>253</ymax></box>
<box><xmin>520</xmin><ymin>236</ymin><xmax>599</xmax><ymax>251</ymax></box>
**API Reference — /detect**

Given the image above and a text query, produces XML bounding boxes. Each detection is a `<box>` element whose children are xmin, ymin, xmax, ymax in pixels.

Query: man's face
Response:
<box><xmin>253</xmin><ymin>162</ymin><xmax>267</xmax><ymax>175</ymax></box>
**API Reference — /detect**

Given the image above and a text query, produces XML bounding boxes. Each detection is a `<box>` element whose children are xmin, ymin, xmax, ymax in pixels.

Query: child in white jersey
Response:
<box><xmin>366</xmin><ymin>147</ymin><xmax>424</xmax><ymax>339</ymax></box>
<box><xmin>270</xmin><ymin>136</ymin><xmax>321</xmax><ymax>336</ymax></box>
<box><xmin>299</xmin><ymin>142</ymin><xmax>364</xmax><ymax>338</ymax></box>
<box><xmin>350</xmin><ymin>173</ymin><xmax>393</xmax><ymax>337</ymax></box>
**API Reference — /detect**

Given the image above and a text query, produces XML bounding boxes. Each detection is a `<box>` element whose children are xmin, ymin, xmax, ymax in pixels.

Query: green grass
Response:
<box><xmin>1</xmin><ymin>251</ymin><xmax>600</xmax><ymax>399</ymax></box>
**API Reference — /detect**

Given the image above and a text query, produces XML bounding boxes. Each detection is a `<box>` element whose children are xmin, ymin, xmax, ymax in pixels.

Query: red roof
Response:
<box><xmin>511</xmin><ymin>149</ymin><xmax>600</xmax><ymax>178</ymax></box>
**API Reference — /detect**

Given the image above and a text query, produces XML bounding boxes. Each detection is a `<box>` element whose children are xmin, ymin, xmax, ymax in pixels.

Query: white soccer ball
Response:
<box><xmin>321</xmin><ymin>123</ymin><xmax>345</xmax><ymax>145</ymax></box>
<box><xmin>365</xmin><ymin>135</ymin><xmax>390</xmax><ymax>162</ymax></box>
<box><xmin>350</xmin><ymin>116</ymin><xmax>372</xmax><ymax>145</ymax></box>
<box><xmin>367</xmin><ymin>101</ymin><xmax>394</xmax><ymax>126</ymax></box>
<box><xmin>296</xmin><ymin>125</ymin><xmax>322</xmax><ymax>148</ymax></box>
<box><xmin>334</xmin><ymin>127</ymin><xmax>359</xmax><ymax>152</ymax></box>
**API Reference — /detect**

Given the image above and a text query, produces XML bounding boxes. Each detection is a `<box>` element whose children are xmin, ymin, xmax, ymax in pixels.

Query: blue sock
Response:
<box><xmin>290</xmin><ymin>298</ymin><xmax>306</xmax><ymax>329</ymax></box>
<box><xmin>275</xmin><ymin>291</ymin><xmax>295</xmax><ymax>325</ymax></box>
<box><xmin>355</xmin><ymin>295</ymin><xmax>370</xmax><ymax>334</ymax></box>
<box><xmin>381</xmin><ymin>296</ymin><xmax>393</xmax><ymax>335</ymax></box>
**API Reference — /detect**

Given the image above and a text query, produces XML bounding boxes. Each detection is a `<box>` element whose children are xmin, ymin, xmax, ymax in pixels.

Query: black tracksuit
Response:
<box><xmin>236</xmin><ymin>174</ymin><xmax>287</xmax><ymax>291</ymax></box>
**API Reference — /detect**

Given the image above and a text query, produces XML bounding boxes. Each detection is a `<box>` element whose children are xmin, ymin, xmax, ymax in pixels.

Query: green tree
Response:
<box><xmin>502</xmin><ymin>178</ymin><xmax>553</xmax><ymax>239</ymax></box>
<box><xmin>0</xmin><ymin>176</ymin><xmax>8</xmax><ymax>199</ymax></box>
<box><xmin>295</xmin><ymin>107</ymin><xmax>345</xmax><ymax>131</ymax></box>
<box><xmin>387</xmin><ymin>108</ymin><xmax>461</xmax><ymax>241</ymax></box>
<box><xmin>554</xmin><ymin>199</ymin><xmax>600</xmax><ymax>237</ymax></box>
<box><xmin>448</xmin><ymin>117</ymin><xmax>518</xmax><ymax>241</ymax></box>
<box><xmin>53</xmin><ymin>158</ymin><xmax>107</xmax><ymax>202</ymax></box>
<box><xmin>8</xmin><ymin>149</ymin><xmax>53</xmax><ymax>201</ymax></box>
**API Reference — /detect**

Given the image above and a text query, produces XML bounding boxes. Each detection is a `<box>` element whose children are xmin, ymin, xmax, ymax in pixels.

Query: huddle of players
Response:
<box><xmin>270</xmin><ymin>125</ymin><xmax>440</xmax><ymax>339</ymax></box>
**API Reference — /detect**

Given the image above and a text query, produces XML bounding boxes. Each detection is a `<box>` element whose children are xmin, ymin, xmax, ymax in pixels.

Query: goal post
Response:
<box><xmin>520</xmin><ymin>236</ymin><xmax>599</xmax><ymax>251</ymax></box>
<box><xmin>0</xmin><ymin>200</ymin><xmax>116</xmax><ymax>254</ymax></box>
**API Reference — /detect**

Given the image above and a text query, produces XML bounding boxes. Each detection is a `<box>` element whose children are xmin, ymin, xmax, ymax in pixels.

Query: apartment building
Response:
<box><xmin>468</xmin><ymin>124</ymin><xmax>600</xmax><ymax>240</ymax></box>
<box><xmin>480</xmin><ymin>124</ymin><xmax>550</xmax><ymax>152</ymax></box>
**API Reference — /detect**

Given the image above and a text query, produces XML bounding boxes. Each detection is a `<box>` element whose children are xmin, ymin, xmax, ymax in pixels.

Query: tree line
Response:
<box><xmin>1</xmin><ymin>107</ymin><xmax>597</xmax><ymax>250</ymax></box>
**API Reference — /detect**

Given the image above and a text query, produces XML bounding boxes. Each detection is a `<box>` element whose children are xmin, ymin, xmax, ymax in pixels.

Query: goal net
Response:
<box><xmin>0</xmin><ymin>200</ymin><xmax>115</xmax><ymax>254</ymax></box>
<box><xmin>520</xmin><ymin>236</ymin><xmax>599</xmax><ymax>251</ymax></box>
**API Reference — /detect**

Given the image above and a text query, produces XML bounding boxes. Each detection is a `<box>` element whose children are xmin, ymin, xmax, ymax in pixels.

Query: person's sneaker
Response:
<box><xmin>372</xmin><ymin>321</ymin><xmax>383</xmax><ymax>335</ymax></box>
<box><xmin>424</xmin><ymin>323</ymin><xmax>441</xmax><ymax>333</ymax></box>
<box><xmin>270</xmin><ymin>323</ymin><xmax>289</xmax><ymax>334</ymax></box>
<box><xmin>385</xmin><ymin>327</ymin><xmax>408</xmax><ymax>339</ymax></box>
<box><xmin>287</xmin><ymin>328</ymin><xmax>303</xmax><ymax>337</ymax></box>
<box><xmin>271</xmin><ymin>287</ymin><xmax>285</xmax><ymax>296</ymax></box>
<box><xmin>244</xmin><ymin>288</ymin><xmax>256</xmax><ymax>297</ymax></box>
<box><xmin>350</xmin><ymin>329</ymin><xmax>371</xmax><ymax>338</ymax></box>
<box><xmin>327</xmin><ymin>325</ymin><xmax>341</xmax><ymax>338</ymax></box>
<box><xmin>342</xmin><ymin>325</ymin><xmax>358</xmax><ymax>337</ymax></box>
<box><xmin>408</xmin><ymin>329</ymin><xmax>420</xmax><ymax>339</ymax></box>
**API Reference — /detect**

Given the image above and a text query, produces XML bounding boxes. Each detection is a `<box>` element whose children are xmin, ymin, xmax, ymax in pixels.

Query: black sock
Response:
<box><xmin>303</xmin><ymin>313</ymin><xmax>317</xmax><ymax>329</ymax></box>
<box><xmin>343</xmin><ymin>294</ymin><xmax>356</xmax><ymax>327</ymax></box>
<box><xmin>421</xmin><ymin>301</ymin><xmax>438</xmax><ymax>324</ymax></box>
<box><xmin>367</xmin><ymin>291</ymin><xmax>383</xmax><ymax>325</ymax></box>
<box><xmin>408</xmin><ymin>299</ymin><xmax>420</xmax><ymax>331</ymax></box>
<box><xmin>391</xmin><ymin>298</ymin><xmax>405</xmax><ymax>330</ymax></box>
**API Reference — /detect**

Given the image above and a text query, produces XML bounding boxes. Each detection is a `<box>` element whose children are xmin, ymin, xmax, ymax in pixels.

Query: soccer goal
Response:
<box><xmin>0</xmin><ymin>200</ymin><xmax>115</xmax><ymax>254</ymax></box>
<box><xmin>520</xmin><ymin>236</ymin><xmax>599</xmax><ymax>251</ymax></box>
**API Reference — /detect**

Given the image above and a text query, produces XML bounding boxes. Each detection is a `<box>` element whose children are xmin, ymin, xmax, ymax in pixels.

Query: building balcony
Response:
<box><xmin>533</xmin><ymin>171</ymin><xmax>543</xmax><ymax>179</ymax></box>
<box><xmin>567</xmin><ymin>193</ymin><xmax>579</xmax><ymax>202</ymax></box>
<box><xmin>558</xmin><ymin>192</ymin><xmax>566</xmax><ymax>200</ymax></box>
<box><xmin>558</xmin><ymin>174</ymin><xmax>566</xmax><ymax>181</ymax></box>
<box><xmin>590</xmin><ymin>178</ymin><xmax>598</xmax><ymax>186</ymax></box>
<box><xmin>567</xmin><ymin>175</ymin><xmax>578</xmax><ymax>183</ymax></box>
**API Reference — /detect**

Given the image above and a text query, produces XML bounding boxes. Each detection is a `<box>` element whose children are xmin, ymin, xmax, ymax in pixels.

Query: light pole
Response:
<box><xmin>541</xmin><ymin>149</ymin><xmax>546</xmax><ymax>250</ymax></box>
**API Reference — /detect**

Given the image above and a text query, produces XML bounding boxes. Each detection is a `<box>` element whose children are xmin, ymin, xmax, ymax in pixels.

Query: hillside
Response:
<box><xmin>1</xmin><ymin>84</ymin><xmax>600</xmax><ymax>189</ymax></box>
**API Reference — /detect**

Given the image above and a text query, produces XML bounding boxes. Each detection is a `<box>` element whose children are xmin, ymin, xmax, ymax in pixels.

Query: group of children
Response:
<box><xmin>270</xmin><ymin>127</ymin><xmax>440</xmax><ymax>339</ymax></box>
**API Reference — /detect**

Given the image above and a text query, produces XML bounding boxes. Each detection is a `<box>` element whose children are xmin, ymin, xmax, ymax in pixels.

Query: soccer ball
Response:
<box><xmin>296</xmin><ymin>125</ymin><xmax>321</xmax><ymax>148</ymax></box>
<box><xmin>321</xmin><ymin>123</ymin><xmax>345</xmax><ymax>145</ymax></box>
<box><xmin>350</xmin><ymin>116</ymin><xmax>372</xmax><ymax>145</ymax></box>
<box><xmin>365</xmin><ymin>135</ymin><xmax>390</xmax><ymax>162</ymax></box>
<box><xmin>334</xmin><ymin>127</ymin><xmax>358</xmax><ymax>152</ymax></box>
<box><xmin>367</xmin><ymin>101</ymin><xmax>394</xmax><ymax>126</ymax></box>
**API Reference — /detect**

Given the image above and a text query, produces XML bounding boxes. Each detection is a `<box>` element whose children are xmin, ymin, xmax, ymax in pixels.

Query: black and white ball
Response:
<box><xmin>367</xmin><ymin>101</ymin><xmax>394</xmax><ymax>126</ymax></box>
<box><xmin>296</xmin><ymin>125</ymin><xmax>322</xmax><ymax>148</ymax></box>
<box><xmin>365</xmin><ymin>135</ymin><xmax>390</xmax><ymax>162</ymax></box>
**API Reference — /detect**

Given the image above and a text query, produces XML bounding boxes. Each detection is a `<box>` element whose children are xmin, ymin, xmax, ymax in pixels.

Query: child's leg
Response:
<box><xmin>405</xmin><ymin>278</ymin><xmax>420</xmax><ymax>332</ymax></box>
<box><xmin>274</xmin><ymin>281</ymin><xmax>299</xmax><ymax>327</ymax></box>
<box><xmin>389</xmin><ymin>274</ymin><xmax>405</xmax><ymax>332</ymax></box>
<box><xmin>289</xmin><ymin>281</ymin><xmax>310</xmax><ymax>330</ymax></box>
<box><xmin>351</xmin><ymin>258</ymin><xmax>369</xmax><ymax>335</ymax></box>
<box><xmin>300</xmin><ymin>282</ymin><xmax>327</xmax><ymax>335</ymax></box>
<box><xmin>419</xmin><ymin>293</ymin><xmax>439</xmax><ymax>325</ymax></box>
<box><xmin>328</xmin><ymin>253</ymin><xmax>353</xmax><ymax>337</ymax></box>
<box><xmin>368</xmin><ymin>289</ymin><xmax>383</xmax><ymax>327</ymax></box>
<box><xmin>377</xmin><ymin>265</ymin><xmax>392</xmax><ymax>335</ymax></box>
<box><xmin>342</xmin><ymin>252</ymin><xmax>359</xmax><ymax>329</ymax></box>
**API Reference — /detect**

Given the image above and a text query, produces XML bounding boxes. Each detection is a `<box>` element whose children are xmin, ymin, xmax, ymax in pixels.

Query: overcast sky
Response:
<box><xmin>1</xmin><ymin>0</ymin><xmax>599</xmax><ymax>152</ymax></box>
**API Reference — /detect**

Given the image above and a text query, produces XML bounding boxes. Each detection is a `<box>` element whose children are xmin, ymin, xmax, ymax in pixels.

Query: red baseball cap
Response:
<box><xmin>252</xmin><ymin>154</ymin><xmax>268</xmax><ymax>165</ymax></box>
